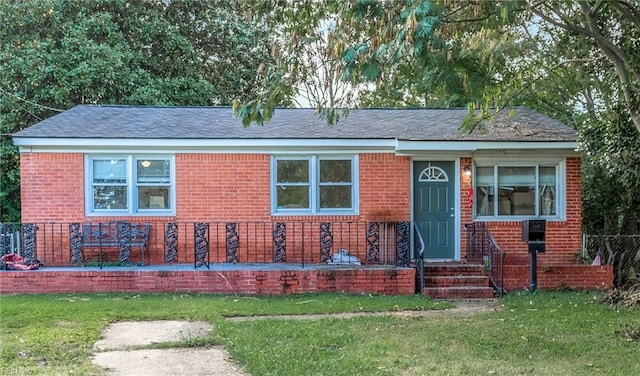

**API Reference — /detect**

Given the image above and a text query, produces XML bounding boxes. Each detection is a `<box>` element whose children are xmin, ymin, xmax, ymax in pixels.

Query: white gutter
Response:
<box><xmin>13</xmin><ymin>138</ymin><xmax>397</xmax><ymax>154</ymax></box>
<box><xmin>13</xmin><ymin>137</ymin><xmax>579</xmax><ymax>154</ymax></box>
<box><xmin>395</xmin><ymin>140</ymin><xmax>579</xmax><ymax>153</ymax></box>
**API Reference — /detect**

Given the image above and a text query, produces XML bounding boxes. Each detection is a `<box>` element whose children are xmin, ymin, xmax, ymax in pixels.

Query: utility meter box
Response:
<box><xmin>522</xmin><ymin>220</ymin><xmax>546</xmax><ymax>253</ymax></box>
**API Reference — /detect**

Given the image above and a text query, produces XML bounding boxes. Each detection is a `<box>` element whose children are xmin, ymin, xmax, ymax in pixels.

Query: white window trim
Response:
<box><xmin>271</xmin><ymin>155</ymin><xmax>359</xmax><ymax>215</ymax></box>
<box><xmin>85</xmin><ymin>155</ymin><xmax>176</xmax><ymax>216</ymax></box>
<box><xmin>473</xmin><ymin>159</ymin><xmax>566</xmax><ymax>221</ymax></box>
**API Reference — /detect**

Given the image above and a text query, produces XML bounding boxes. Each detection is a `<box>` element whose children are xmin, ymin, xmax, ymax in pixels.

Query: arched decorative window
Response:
<box><xmin>419</xmin><ymin>166</ymin><xmax>448</xmax><ymax>182</ymax></box>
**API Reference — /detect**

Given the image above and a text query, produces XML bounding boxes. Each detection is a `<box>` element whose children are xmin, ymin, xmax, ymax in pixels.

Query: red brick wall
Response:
<box><xmin>478</xmin><ymin>157</ymin><xmax>583</xmax><ymax>266</ymax></box>
<box><xmin>20</xmin><ymin>153</ymin><xmax>85</xmax><ymax>222</ymax></box>
<box><xmin>20</xmin><ymin>153</ymin><xmax>411</xmax><ymax>224</ymax></box>
<box><xmin>359</xmin><ymin>154</ymin><xmax>411</xmax><ymax>222</ymax></box>
<box><xmin>0</xmin><ymin>268</ymin><xmax>416</xmax><ymax>295</ymax></box>
<box><xmin>459</xmin><ymin>157</ymin><xmax>595</xmax><ymax>290</ymax></box>
<box><xmin>175</xmin><ymin>154</ymin><xmax>272</xmax><ymax>221</ymax></box>
<box><xmin>18</xmin><ymin>152</ymin><xmax>606</xmax><ymax>292</ymax></box>
<box><xmin>503</xmin><ymin>265</ymin><xmax>613</xmax><ymax>291</ymax></box>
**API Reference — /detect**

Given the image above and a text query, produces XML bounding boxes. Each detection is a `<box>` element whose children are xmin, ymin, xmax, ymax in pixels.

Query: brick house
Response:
<box><xmin>7</xmin><ymin>105</ymin><xmax>612</xmax><ymax>296</ymax></box>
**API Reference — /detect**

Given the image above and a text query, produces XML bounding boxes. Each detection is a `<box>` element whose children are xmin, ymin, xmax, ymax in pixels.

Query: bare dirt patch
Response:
<box><xmin>226</xmin><ymin>299</ymin><xmax>499</xmax><ymax>322</ymax></box>
<box><xmin>94</xmin><ymin>320</ymin><xmax>213</xmax><ymax>351</ymax></box>
<box><xmin>92</xmin><ymin>348</ymin><xmax>247</xmax><ymax>376</ymax></box>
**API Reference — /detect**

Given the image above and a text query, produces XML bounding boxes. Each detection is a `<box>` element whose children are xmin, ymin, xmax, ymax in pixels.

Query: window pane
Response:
<box><xmin>93</xmin><ymin>186</ymin><xmax>127</xmax><ymax>210</ymax></box>
<box><xmin>320</xmin><ymin>160</ymin><xmax>352</xmax><ymax>182</ymax></box>
<box><xmin>475</xmin><ymin>167</ymin><xmax>494</xmax><ymax>216</ymax></box>
<box><xmin>539</xmin><ymin>166</ymin><xmax>556</xmax><ymax>215</ymax></box>
<box><xmin>137</xmin><ymin>160</ymin><xmax>170</xmax><ymax>184</ymax></box>
<box><xmin>498</xmin><ymin>167</ymin><xmax>535</xmax><ymax>186</ymax></box>
<box><xmin>93</xmin><ymin>159</ymin><xmax>126</xmax><ymax>184</ymax></box>
<box><xmin>277</xmin><ymin>160</ymin><xmax>308</xmax><ymax>183</ymax></box>
<box><xmin>277</xmin><ymin>186</ymin><xmax>309</xmax><ymax>208</ymax></box>
<box><xmin>498</xmin><ymin>167</ymin><xmax>535</xmax><ymax>215</ymax></box>
<box><xmin>138</xmin><ymin>187</ymin><xmax>170</xmax><ymax>209</ymax></box>
<box><xmin>320</xmin><ymin>186</ymin><xmax>352</xmax><ymax>208</ymax></box>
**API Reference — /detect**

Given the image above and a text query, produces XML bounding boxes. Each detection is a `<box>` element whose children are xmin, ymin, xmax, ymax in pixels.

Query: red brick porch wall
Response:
<box><xmin>0</xmin><ymin>268</ymin><xmax>416</xmax><ymax>295</ymax></box>
<box><xmin>502</xmin><ymin>265</ymin><xmax>613</xmax><ymax>291</ymax></box>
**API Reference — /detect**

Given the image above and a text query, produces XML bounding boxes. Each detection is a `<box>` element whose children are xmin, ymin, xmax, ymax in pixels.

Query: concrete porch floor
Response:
<box><xmin>38</xmin><ymin>262</ymin><xmax>407</xmax><ymax>272</ymax></box>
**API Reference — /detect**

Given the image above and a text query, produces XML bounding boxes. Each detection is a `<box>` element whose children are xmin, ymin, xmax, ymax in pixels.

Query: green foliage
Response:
<box><xmin>0</xmin><ymin>0</ymin><xmax>271</xmax><ymax>221</ymax></box>
<box><xmin>581</xmin><ymin>107</ymin><xmax>640</xmax><ymax>234</ymax></box>
<box><xmin>234</xmin><ymin>1</ymin><xmax>527</xmax><ymax>124</ymax></box>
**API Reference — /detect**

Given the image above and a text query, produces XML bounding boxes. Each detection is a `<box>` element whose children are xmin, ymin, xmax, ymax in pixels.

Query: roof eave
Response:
<box><xmin>13</xmin><ymin>137</ymin><xmax>397</xmax><ymax>153</ymax></box>
<box><xmin>394</xmin><ymin>140</ymin><xmax>579</xmax><ymax>154</ymax></box>
<box><xmin>14</xmin><ymin>138</ymin><xmax>580</xmax><ymax>154</ymax></box>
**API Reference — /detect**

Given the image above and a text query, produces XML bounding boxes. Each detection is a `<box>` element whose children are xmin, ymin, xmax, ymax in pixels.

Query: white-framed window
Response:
<box><xmin>474</xmin><ymin>160</ymin><xmax>564</xmax><ymax>220</ymax></box>
<box><xmin>271</xmin><ymin>155</ymin><xmax>358</xmax><ymax>215</ymax></box>
<box><xmin>85</xmin><ymin>155</ymin><xmax>175</xmax><ymax>215</ymax></box>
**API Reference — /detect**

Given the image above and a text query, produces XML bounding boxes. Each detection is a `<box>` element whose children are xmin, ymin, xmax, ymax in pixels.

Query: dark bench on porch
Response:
<box><xmin>71</xmin><ymin>222</ymin><xmax>150</xmax><ymax>267</ymax></box>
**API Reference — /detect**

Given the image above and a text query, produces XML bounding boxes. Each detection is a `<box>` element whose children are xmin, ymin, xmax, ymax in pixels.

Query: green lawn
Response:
<box><xmin>1</xmin><ymin>292</ymin><xmax>638</xmax><ymax>375</ymax></box>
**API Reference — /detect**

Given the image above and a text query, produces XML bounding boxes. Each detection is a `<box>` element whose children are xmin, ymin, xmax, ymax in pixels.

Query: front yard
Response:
<box><xmin>1</xmin><ymin>292</ymin><xmax>638</xmax><ymax>375</ymax></box>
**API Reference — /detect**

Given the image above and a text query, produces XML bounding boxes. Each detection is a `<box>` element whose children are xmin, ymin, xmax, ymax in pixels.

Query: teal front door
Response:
<box><xmin>413</xmin><ymin>161</ymin><xmax>456</xmax><ymax>260</ymax></box>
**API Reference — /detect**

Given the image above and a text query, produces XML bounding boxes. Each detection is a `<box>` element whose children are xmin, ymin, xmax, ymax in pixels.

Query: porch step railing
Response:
<box><xmin>1</xmin><ymin>221</ymin><xmax>418</xmax><ymax>269</ymax></box>
<box><xmin>464</xmin><ymin>222</ymin><xmax>506</xmax><ymax>297</ymax></box>
<box><xmin>414</xmin><ymin>224</ymin><xmax>426</xmax><ymax>294</ymax></box>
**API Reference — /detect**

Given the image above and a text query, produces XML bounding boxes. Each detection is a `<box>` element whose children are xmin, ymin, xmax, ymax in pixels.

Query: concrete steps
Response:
<box><xmin>419</xmin><ymin>263</ymin><xmax>495</xmax><ymax>299</ymax></box>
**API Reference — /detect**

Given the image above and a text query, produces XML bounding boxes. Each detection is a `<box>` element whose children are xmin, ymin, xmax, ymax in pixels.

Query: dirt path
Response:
<box><xmin>227</xmin><ymin>299</ymin><xmax>499</xmax><ymax>322</ymax></box>
<box><xmin>91</xmin><ymin>299</ymin><xmax>498</xmax><ymax>375</ymax></box>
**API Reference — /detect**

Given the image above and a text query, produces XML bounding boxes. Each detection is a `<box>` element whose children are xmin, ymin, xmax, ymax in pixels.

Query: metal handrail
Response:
<box><xmin>465</xmin><ymin>222</ymin><xmax>505</xmax><ymax>297</ymax></box>
<box><xmin>413</xmin><ymin>223</ymin><xmax>426</xmax><ymax>294</ymax></box>
<box><xmin>487</xmin><ymin>234</ymin><xmax>506</xmax><ymax>297</ymax></box>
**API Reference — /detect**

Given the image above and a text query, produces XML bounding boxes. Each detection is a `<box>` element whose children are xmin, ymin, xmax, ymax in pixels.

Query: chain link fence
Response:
<box><xmin>583</xmin><ymin>234</ymin><xmax>640</xmax><ymax>288</ymax></box>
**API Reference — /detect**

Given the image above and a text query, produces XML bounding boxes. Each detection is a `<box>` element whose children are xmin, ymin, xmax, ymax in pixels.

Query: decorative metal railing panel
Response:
<box><xmin>194</xmin><ymin>222</ymin><xmax>210</xmax><ymax>268</ymax></box>
<box><xmin>22</xmin><ymin>223</ymin><xmax>37</xmax><ymax>264</ymax></box>
<box><xmin>69</xmin><ymin>223</ymin><xmax>83</xmax><ymax>264</ymax></box>
<box><xmin>320</xmin><ymin>222</ymin><xmax>333</xmax><ymax>262</ymax></box>
<box><xmin>395</xmin><ymin>221</ymin><xmax>410</xmax><ymax>267</ymax></box>
<box><xmin>366</xmin><ymin>222</ymin><xmax>380</xmax><ymax>262</ymax></box>
<box><xmin>226</xmin><ymin>222</ymin><xmax>240</xmax><ymax>263</ymax></box>
<box><xmin>164</xmin><ymin>222</ymin><xmax>179</xmax><ymax>263</ymax></box>
<box><xmin>117</xmin><ymin>221</ymin><xmax>132</xmax><ymax>263</ymax></box>
<box><xmin>272</xmin><ymin>222</ymin><xmax>286</xmax><ymax>262</ymax></box>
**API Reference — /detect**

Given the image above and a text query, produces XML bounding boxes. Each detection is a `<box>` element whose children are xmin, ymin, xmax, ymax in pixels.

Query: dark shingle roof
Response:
<box><xmin>13</xmin><ymin>105</ymin><xmax>577</xmax><ymax>142</ymax></box>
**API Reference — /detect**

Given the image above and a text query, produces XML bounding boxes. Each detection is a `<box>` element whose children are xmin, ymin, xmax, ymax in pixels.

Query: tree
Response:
<box><xmin>524</xmin><ymin>1</ymin><xmax>640</xmax><ymax>134</ymax></box>
<box><xmin>233</xmin><ymin>0</ymin><xmax>524</xmax><ymax>125</ymax></box>
<box><xmin>0</xmin><ymin>0</ymin><xmax>272</xmax><ymax>221</ymax></box>
<box><xmin>234</xmin><ymin>1</ymin><xmax>640</xmax><ymax>136</ymax></box>
<box><xmin>292</xmin><ymin>19</ymin><xmax>357</xmax><ymax>114</ymax></box>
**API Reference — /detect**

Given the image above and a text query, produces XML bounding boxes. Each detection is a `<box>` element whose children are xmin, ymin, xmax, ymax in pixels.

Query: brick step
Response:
<box><xmin>423</xmin><ymin>286</ymin><xmax>495</xmax><ymax>299</ymax></box>
<box><xmin>424</xmin><ymin>275</ymin><xmax>490</xmax><ymax>288</ymax></box>
<box><xmin>422</xmin><ymin>264</ymin><xmax>487</xmax><ymax>276</ymax></box>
